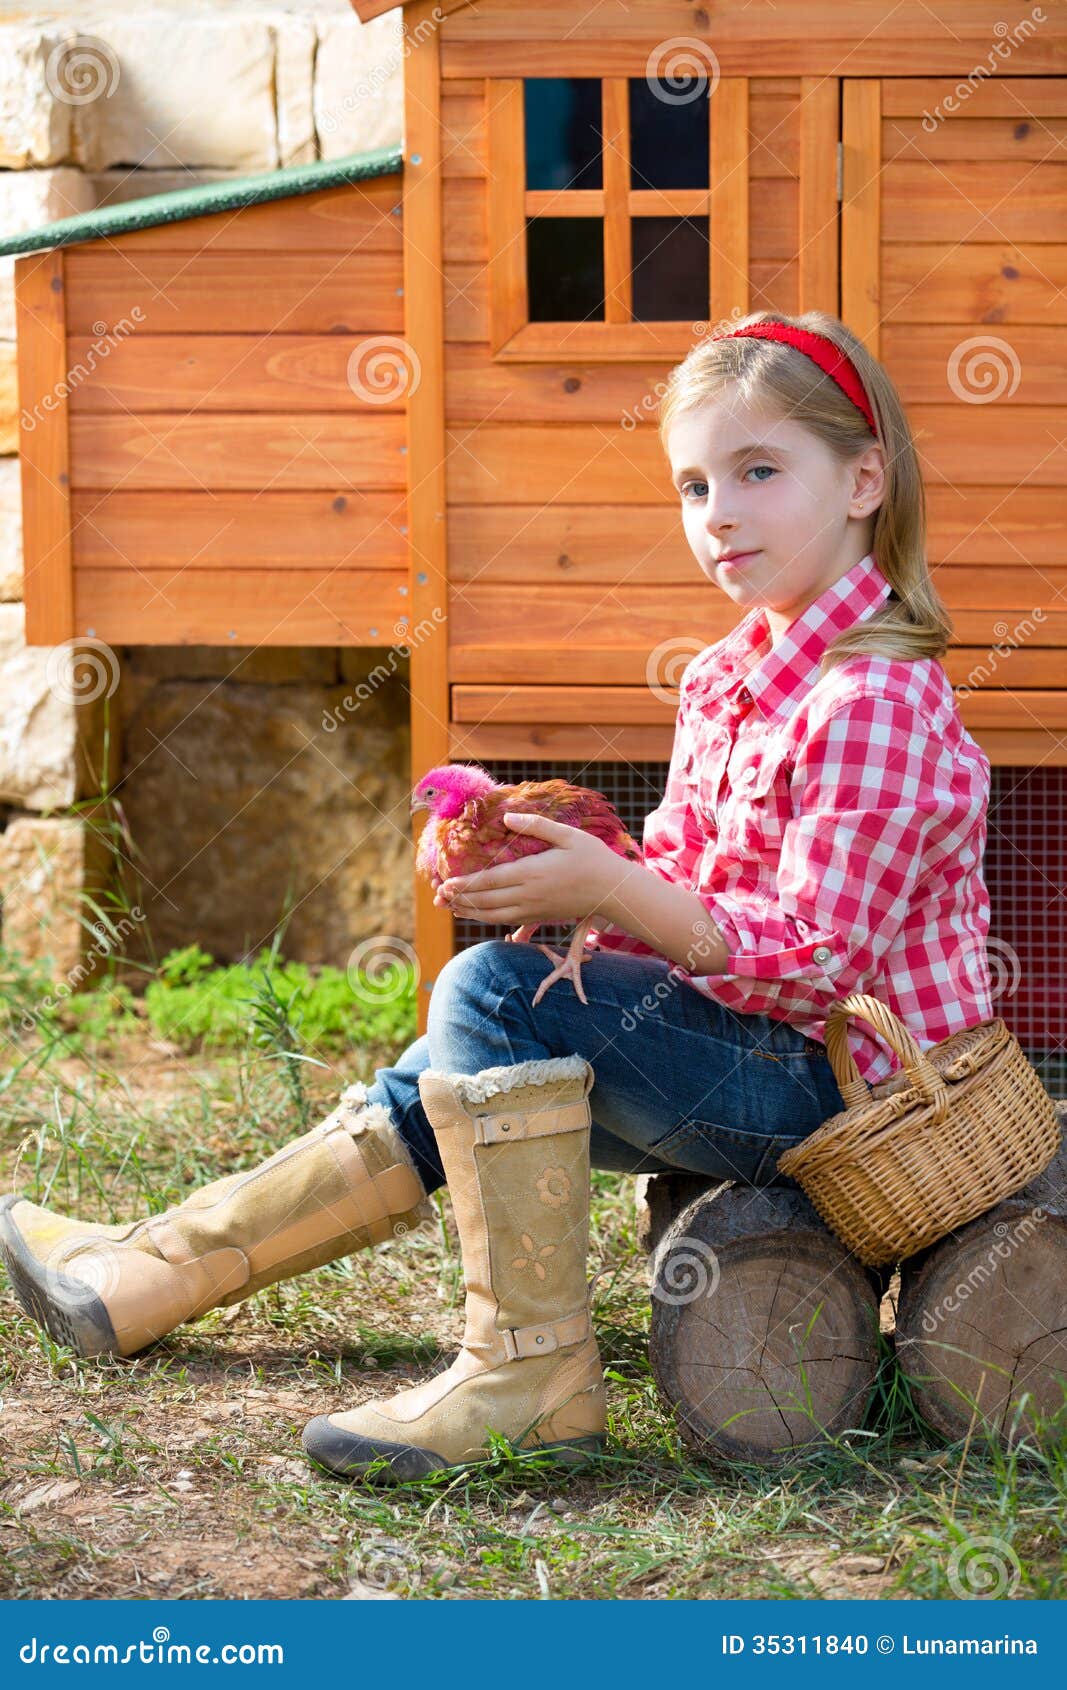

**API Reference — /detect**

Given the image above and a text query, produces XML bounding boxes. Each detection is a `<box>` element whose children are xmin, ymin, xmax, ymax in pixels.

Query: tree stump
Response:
<box><xmin>895</xmin><ymin>1114</ymin><xmax>1067</xmax><ymax>1446</ymax></box>
<box><xmin>648</xmin><ymin>1181</ymin><xmax>882</xmax><ymax>1465</ymax></box>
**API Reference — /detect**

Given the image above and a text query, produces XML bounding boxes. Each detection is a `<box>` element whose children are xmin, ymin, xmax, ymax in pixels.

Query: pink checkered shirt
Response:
<box><xmin>586</xmin><ymin>550</ymin><xmax>994</xmax><ymax>1087</ymax></box>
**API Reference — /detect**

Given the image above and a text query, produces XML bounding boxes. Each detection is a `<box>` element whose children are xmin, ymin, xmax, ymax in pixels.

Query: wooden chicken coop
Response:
<box><xmin>4</xmin><ymin>0</ymin><xmax>1066</xmax><ymax>1080</ymax></box>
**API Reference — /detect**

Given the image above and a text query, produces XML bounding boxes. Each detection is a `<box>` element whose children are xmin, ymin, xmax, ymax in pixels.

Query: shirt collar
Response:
<box><xmin>681</xmin><ymin>551</ymin><xmax>894</xmax><ymax>727</ymax></box>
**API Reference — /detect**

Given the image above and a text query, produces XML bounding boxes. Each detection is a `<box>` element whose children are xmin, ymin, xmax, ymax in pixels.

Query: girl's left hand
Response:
<box><xmin>433</xmin><ymin>812</ymin><xmax>623</xmax><ymax>925</ymax></box>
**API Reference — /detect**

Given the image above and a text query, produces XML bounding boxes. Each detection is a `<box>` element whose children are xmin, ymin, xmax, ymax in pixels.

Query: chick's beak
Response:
<box><xmin>409</xmin><ymin>797</ymin><xmax>428</xmax><ymax>815</ymax></box>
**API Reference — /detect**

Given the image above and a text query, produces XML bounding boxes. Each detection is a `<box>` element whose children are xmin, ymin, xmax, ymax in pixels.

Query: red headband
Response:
<box><xmin>710</xmin><ymin>321</ymin><xmax>878</xmax><ymax>436</ymax></box>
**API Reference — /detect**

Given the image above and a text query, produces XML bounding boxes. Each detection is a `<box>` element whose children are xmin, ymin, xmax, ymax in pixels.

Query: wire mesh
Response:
<box><xmin>451</xmin><ymin>759</ymin><xmax>1065</xmax><ymax>1097</ymax></box>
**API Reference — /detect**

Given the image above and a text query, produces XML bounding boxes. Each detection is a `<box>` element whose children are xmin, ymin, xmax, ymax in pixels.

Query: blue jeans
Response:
<box><xmin>365</xmin><ymin>940</ymin><xmax>848</xmax><ymax>1192</ymax></box>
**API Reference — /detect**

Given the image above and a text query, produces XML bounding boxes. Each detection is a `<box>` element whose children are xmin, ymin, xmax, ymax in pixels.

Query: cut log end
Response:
<box><xmin>648</xmin><ymin>1183</ymin><xmax>880</xmax><ymax>1466</ymax></box>
<box><xmin>896</xmin><ymin>1127</ymin><xmax>1067</xmax><ymax>1446</ymax></box>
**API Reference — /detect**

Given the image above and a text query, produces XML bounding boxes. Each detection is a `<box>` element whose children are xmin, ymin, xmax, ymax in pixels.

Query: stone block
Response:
<box><xmin>0</xmin><ymin>813</ymin><xmax>114</xmax><ymax>984</ymax></box>
<box><xmin>314</xmin><ymin>11</ymin><xmax>403</xmax><ymax>160</ymax></box>
<box><xmin>0</xmin><ymin>457</ymin><xmax>22</xmax><ymax>601</ymax></box>
<box><xmin>0</xmin><ymin>22</ymin><xmax>75</xmax><ymax>168</ymax></box>
<box><xmin>0</xmin><ymin>604</ymin><xmax>118</xmax><ymax>811</ymax></box>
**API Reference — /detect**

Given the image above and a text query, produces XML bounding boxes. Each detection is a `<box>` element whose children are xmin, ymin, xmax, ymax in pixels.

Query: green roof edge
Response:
<box><xmin>0</xmin><ymin>141</ymin><xmax>405</xmax><ymax>258</ymax></box>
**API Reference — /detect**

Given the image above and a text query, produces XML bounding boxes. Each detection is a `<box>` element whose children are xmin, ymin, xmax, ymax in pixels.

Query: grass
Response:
<box><xmin>0</xmin><ymin>943</ymin><xmax>1065</xmax><ymax>1600</ymax></box>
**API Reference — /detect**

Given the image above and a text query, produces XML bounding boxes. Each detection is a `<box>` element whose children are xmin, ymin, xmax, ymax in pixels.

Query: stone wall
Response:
<box><xmin>0</xmin><ymin>2</ymin><xmax>414</xmax><ymax>978</ymax></box>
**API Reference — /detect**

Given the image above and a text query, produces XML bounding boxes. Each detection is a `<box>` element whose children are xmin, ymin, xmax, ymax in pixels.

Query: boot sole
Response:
<box><xmin>301</xmin><ymin>1415</ymin><xmax>604</xmax><ymax>1483</ymax></box>
<box><xmin>0</xmin><ymin>1195</ymin><xmax>122</xmax><ymax>1358</ymax></box>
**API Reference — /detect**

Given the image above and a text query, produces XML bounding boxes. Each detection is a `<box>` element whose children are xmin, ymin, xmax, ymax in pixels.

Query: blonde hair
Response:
<box><xmin>658</xmin><ymin>309</ymin><xmax>953</xmax><ymax>673</ymax></box>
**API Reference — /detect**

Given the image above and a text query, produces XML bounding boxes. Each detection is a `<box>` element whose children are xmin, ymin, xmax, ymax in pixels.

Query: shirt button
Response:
<box><xmin>740</xmin><ymin>767</ymin><xmax>756</xmax><ymax>784</ymax></box>
<box><xmin>812</xmin><ymin>945</ymin><xmax>832</xmax><ymax>965</ymax></box>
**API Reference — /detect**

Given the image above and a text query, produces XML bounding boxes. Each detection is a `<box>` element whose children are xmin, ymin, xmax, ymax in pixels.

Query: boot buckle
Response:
<box><xmin>500</xmin><ymin>1309</ymin><xmax>591</xmax><ymax>1361</ymax></box>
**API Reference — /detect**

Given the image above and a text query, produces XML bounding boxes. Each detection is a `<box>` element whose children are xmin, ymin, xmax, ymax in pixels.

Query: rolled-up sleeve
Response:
<box><xmin>688</xmin><ymin>693</ymin><xmax>969</xmax><ymax>1009</ymax></box>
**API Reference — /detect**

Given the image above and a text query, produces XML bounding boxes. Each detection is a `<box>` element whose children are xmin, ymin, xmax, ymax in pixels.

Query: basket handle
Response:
<box><xmin>824</xmin><ymin>992</ymin><xmax>949</xmax><ymax>1120</ymax></box>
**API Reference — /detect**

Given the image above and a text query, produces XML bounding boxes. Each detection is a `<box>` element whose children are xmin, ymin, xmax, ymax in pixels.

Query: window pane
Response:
<box><xmin>526</xmin><ymin>217</ymin><xmax>605</xmax><ymax>321</ymax></box>
<box><xmin>631</xmin><ymin>217</ymin><xmax>708</xmax><ymax>321</ymax></box>
<box><xmin>524</xmin><ymin>79</ymin><xmax>603</xmax><ymax>190</ymax></box>
<box><xmin>629</xmin><ymin>77</ymin><xmax>709</xmax><ymax>189</ymax></box>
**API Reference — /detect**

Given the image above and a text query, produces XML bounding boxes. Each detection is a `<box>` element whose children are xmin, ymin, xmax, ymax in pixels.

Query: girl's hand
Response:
<box><xmin>433</xmin><ymin>812</ymin><xmax>624</xmax><ymax>926</ymax></box>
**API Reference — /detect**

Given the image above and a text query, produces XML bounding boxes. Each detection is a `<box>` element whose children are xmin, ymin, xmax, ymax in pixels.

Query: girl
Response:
<box><xmin>0</xmin><ymin>310</ymin><xmax>994</xmax><ymax>1484</ymax></box>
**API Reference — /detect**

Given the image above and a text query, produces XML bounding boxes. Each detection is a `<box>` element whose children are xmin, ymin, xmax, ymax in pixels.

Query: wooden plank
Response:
<box><xmin>452</xmin><ymin>684</ymin><xmax>1067</xmax><ymax>732</ymax></box>
<box><xmin>882</xmin><ymin>244</ymin><xmax>1067</xmax><ymax>324</ymax></box>
<box><xmin>447</xmin><ymin>719</ymin><xmax>1067</xmax><ymax>769</ymax></box>
<box><xmin>882</xmin><ymin>161</ymin><xmax>1067</xmax><ymax>243</ymax></box>
<box><xmin>883</xmin><ymin>325</ymin><xmax>1067</xmax><ymax>405</ymax></box>
<box><xmin>74</xmin><ymin>176</ymin><xmax>404</xmax><ymax>252</ymax></box>
<box><xmin>910</xmin><ymin>406</ymin><xmax>1067</xmax><ymax>485</ymax></box>
<box><xmin>67</xmin><ymin>333</ymin><xmax>422</xmax><ymax>412</ymax></box>
<box><xmin>602</xmin><ymin>79</ymin><xmax>632</xmax><ymax>325</ymax></box>
<box><xmin>449</xmin><ymin>722</ymin><xmax>676</xmax><ymax>761</ymax></box>
<box><xmin>448</xmin><ymin>500</ymin><xmax>1067</xmax><ymax>581</ymax></box>
<box><xmin>842</xmin><ymin>79</ymin><xmax>881</xmax><ymax>354</ymax></box>
<box><xmin>883</xmin><ymin>116</ymin><xmax>1067</xmax><ymax>165</ymax></box>
<box><xmin>798</xmin><ymin>76</ymin><xmax>838</xmax><ymax>312</ymax></box>
<box><xmin>882</xmin><ymin>78</ymin><xmax>1067</xmax><ymax>118</ymax></box>
<box><xmin>65</xmin><ymin>252</ymin><xmax>403</xmax><ymax>335</ymax></box>
<box><xmin>448</xmin><ymin>585</ymin><xmax>1067</xmax><ymax>660</ymax></box>
<box><xmin>14</xmin><ymin>249</ymin><xmax>74</xmax><ymax>644</ymax></box>
<box><xmin>449</xmin><ymin>641</ymin><xmax>1067</xmax><ymax>689</ymax></box>
<box><xmin>446</xmin><ymin>423</ymin><xmax>669</xmax><ymax>502</ymax></box>
<box><xmin>710</xmin><ymin>79</ymin><xmax>749</xmax><ymax>326</ymax></box>
<box><xmin>444</xmin><ymin>345</ymin><xmax>680</xmax><ymax>421</ymax></box>
<box><xmin>486</xmin><ymin>78</ymin><xmax>527</xmax><ymax>355</ymax></box>
<box><xmin>70</xmin><ymin>413</ymin><xmax>406</xmax><ymax>491</ymax></box>
<box><xmin>440</xmin><ymin>91</ymin><xmax>487</xmax><ymax>177</ymax></box>
<box><xmin>442</xmin><ymin>41</ymin><xmax>1067</xmax><ymax>80</ymax></box>
<box><xmin>403</xmin><ymin>0</ymin><xmax>453</xmax><ymax>1028</ymax></box>
<box><xmin>73</xmin><ymin>569</ymin><xmax>408</xmax><ymax>644</ymax></box>
<box><xmin>440</xmin><ymin>3</ymin><xmax>1064</xmax><ymax>45</ymax></box>
<box><xmin>71</xmin><ymin>490</ymin><xmax>407</xmax><ymax>570</ymax></box>
<box><xmin>445</xmin><ymin>414</ymin><xmax>1067</xmax><ymax>501</ymax></box>
<box><xmin>452</xmin><ymin>685</ymin><xmax>675</xmax><ymax>725</ymax></box>
<box><xmin>448</xmin><ymin>503</ymin><xmax>687</xmax><ymax>580</ymax></box>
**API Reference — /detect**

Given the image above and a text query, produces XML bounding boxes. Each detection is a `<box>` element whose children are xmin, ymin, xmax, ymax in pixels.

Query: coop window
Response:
<box><xmin>490</xmin><ymin>74</ymin><xmax>744</xmax><ymax>358</ymax></box>
<box><xmin>629</xmin><ymin>76</ymin><xmax>710</xmax><ymax>190</ymax></box>
<box><xmin>524</xmin><ymin>78</ymin><xmax>603</xmax><ymax>190</ymax></box>
<box><xmin>526</xmin><ymin>215</ymin><xmax>605</xmax><ymax>321</ymax></box>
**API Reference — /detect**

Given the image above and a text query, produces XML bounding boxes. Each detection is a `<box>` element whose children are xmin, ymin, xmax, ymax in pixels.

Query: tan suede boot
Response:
<box><xmin>0</xmin><ymin>1082</ymin><xmax>431</xmax><ymax>1359</ymax></box>
<box><xmin>301</xmin><ymin>1053</ymin><xmax>606</xmax><ymax>1481</ymax></box>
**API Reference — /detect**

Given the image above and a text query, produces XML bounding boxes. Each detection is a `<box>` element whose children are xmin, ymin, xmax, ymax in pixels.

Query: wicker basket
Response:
<box><xmin>776</xmin><ymin>993</ymin><xmax>1062</xmax><ymax>1267</ymax></box>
